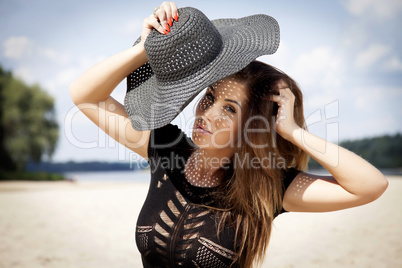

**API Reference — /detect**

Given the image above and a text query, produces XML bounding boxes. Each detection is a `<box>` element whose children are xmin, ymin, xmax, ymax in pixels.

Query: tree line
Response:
<box><xmin>308</xmin><ymin>133</ymin><xmax>402</xmax><ymax>171</ymax></box>
<box><xmin>27</xmin><ymin>160</ymin><xmax>149</xmax><ymax>173</ymax></box>
<box><xmin>0</xmin><ymin>65</ymin><xmax>59</xmax><ymax>179</ymax></box>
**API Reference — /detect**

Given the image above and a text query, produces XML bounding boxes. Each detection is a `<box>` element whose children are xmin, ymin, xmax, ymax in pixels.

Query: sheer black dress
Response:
<box><xmin>135</xmin><ymin>124</ymin><xmax>299</xmax><ymax>267</ymax></box>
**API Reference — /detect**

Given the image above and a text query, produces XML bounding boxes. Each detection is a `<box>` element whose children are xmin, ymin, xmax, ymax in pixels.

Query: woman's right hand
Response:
<box><xmin>140</xmin><ymin>2</ymin><xmax>179</xmax><ymax>45</ymax></box>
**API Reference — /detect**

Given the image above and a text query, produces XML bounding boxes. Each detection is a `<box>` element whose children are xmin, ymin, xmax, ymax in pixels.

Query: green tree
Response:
<box><xmin>0</xmin><ymin>65</ymin><xmax>59</xmax><ymax>171</ymax></box>
<box><xmin>308</xmin><ymin>133</ymin><xmax>402</xmax><ymax>170</ymax></box>
<box><xmin>340</xmin><ymin>134</ymin><xmax>402</xmax><ymax>169</ymax></box>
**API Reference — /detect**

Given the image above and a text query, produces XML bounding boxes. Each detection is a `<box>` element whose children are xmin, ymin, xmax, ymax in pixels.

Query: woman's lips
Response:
<box><xmin>196</xmin><ymin>124</ymin><xmax>212</xmax><ymax>135</ymax></box>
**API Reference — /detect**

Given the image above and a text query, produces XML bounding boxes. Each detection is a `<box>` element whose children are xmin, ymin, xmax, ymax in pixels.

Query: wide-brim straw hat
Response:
<box><xmin>124</xmin><ymin>7</ymin><xmax>280</xmax><ymax>131</ymax></box>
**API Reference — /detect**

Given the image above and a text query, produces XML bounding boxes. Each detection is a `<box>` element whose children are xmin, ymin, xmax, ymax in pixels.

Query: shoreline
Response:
<box><xmin>0</xmin><ymin>179</ymin><xmax>148</xmax><ymax>192</ymax></box>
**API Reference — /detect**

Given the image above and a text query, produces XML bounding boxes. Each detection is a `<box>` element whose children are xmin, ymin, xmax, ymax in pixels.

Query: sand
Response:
<box><xmin>0</xmin><ymin>176</ymin><xmax>401</xmax><ymax>268</ymax></box>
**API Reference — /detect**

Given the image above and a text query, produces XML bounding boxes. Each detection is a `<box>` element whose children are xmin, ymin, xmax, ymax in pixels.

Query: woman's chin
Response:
<box><xmin>192</xmin><ymin>136</ymin><xmax>207</xmax><ymax>147</ymax></box>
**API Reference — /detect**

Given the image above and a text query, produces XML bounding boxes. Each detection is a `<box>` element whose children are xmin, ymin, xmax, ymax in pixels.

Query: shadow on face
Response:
<box><xmin>192</xmin><ymin>77</ymin><xmax>248</xmax><ymax>151</ymax></box>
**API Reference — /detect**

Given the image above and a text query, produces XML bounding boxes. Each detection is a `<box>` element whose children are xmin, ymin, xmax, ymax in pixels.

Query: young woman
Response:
<box><xmin>69</xmin><ymin>2</ymin><xmax>388</xmax><ymax>267</ymax></box>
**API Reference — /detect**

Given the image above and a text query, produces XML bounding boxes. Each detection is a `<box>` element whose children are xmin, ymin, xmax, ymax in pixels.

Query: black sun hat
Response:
<box><xmin>124</xmin><ymin>7</ymin><xmax>280</xmax><ymax>131</ymax></box>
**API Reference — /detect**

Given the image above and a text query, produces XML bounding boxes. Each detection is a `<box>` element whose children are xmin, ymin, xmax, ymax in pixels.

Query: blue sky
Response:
<box><xmin>1</xmin><ymin>0</ymin><xmax>401</xmax><ymax>162</ymax></box>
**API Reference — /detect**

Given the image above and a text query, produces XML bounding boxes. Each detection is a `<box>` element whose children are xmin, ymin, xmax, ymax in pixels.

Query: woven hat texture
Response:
<box><xmin>125</xmin><ymin>7</ymin><xmax>280</xmax><ymax>131</ymax></box>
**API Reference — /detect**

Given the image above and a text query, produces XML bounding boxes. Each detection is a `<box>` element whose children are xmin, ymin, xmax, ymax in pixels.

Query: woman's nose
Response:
<box><xmin>203</xmin><ymin>103</ymin><xmax>222</xmax><ymax>122</ymax></box>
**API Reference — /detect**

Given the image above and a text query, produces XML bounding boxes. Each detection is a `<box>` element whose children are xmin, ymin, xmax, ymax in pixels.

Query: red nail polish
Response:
<box><xmin>163</xmin><ymin>30</ymin><xmax>169</xmax><ymax>35</ymax></box>
<box><xmin>174</xmin><ymin>13</ymin><xmax>178</xmax><ymax>22</ymax></box>
<box><xmin>168</xmin><ymin>18</ymin><xmax>173</xmax><ymax>27</ymax></box>
<box><xmin>164</xmin><ymin>24</ymin><xmax>170</xmax><ymax>32</ymax></box>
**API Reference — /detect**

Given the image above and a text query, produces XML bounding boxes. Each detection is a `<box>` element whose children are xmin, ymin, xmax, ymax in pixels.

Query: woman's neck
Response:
<box><xmin>184</xmin><ymin>148</ymin><xmax>231</xmax><ymax>187</ymax></box>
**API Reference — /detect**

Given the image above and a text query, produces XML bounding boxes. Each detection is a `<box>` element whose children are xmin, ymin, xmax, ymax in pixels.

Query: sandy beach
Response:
<box><xmin>0</xmin><ymin>176</ymin><xmax>401</xmax><ymax>268</ymax></box>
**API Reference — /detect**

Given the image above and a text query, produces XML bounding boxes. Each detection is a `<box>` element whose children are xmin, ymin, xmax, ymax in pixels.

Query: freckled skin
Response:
<box><xmin>185</xmin><ymin>77</ymin><xmax>248</xmax><ymax>187</ymax></box>
<box><xmin>192</xmin><ymin>77</ymin><xmax>247</xmax><ymax>150</ymax></box>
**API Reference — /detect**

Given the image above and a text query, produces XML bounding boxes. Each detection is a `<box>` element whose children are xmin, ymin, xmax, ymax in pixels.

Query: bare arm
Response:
<box><xmin>69</xmin><ymin>1</ymin><xmax>178</xmax><ymax>104</ymax></box>
<box><xmin>69</xmin><ymin>2</ymin><xmax>179</xmax><ymax>160</ymax></box>
<box><xmin>69</xmin><ymin>44</ymin><xmax>151</xmax><ymax>159</ymax></box>
<box><xmin>69</xmin><ymin>44</ymin><xmax>147</xmax><ymax>105</ymax></box>
<box><xmin>271</xmin><ymin>87</ymin><xmax>388</xmax><ymax>212</ymax></box>
<box><xmin>284</xmin><ymin>129</ymin><xmax>388</xmax><ymax>212</ymax></box>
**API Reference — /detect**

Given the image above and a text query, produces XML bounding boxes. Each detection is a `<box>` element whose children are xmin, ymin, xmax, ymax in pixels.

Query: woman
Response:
<box><xmin>69</xmin><ymin>2</ymin><xmax>388</xmax><ymax>267</ymax></box>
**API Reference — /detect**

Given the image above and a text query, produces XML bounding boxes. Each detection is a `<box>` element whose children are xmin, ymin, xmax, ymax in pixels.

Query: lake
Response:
<box><xmin>64</xmin><ymin>169</ymin><xmax>151</xmax><ymax>182</ymax></box>
<box><xmin>64</xmin><ymin>168</ymin><xmax>332</xmax><ymax>183</ymax></box>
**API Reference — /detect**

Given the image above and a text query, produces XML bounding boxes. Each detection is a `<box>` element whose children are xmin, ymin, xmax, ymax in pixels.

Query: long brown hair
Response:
<box><xmin>219</xmin><ymin>61</ymin><xmax>309</xmax><ymax>267</ymax></box>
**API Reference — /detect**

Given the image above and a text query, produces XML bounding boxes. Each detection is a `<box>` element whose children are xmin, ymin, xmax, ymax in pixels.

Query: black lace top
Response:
<box><xmin>135</xmin><ymin>124</ymin><xmax>299</xmax><ymax>267</ymax></box>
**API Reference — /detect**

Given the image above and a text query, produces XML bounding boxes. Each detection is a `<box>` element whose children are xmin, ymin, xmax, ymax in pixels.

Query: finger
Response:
<box><xmin>279</xmin><ymin>88</ymin><xmax>295</xmax><ymax>101</ymax></box>
<box><xmin>146</xmin><ymin>15</ymin><xmax>168</xmax><ymax>35</ymax></box>
<box><xmin>161</xmin><ymin>2</ymin><xmax>173</xmax><ymax>27</ymax></box>
<box><xmin>276</xmin><ymin>115</ymin><xmax>287</xmax><ymax>126</ymax></box>
<box><xmin>270</xmin><ymin>95</ymin><xmax>286</xmax><ymax>106</ymax></box>
<box><xmin>278</xmin><ymin>88</ymin><xmax>289</xmax><ymax>96</ymax></box>
<box><xmin>270</xmin><ymin>95</ymin><xmax>281</xmax><ymax>102</ymax></box>
<box><xmin>170</xmin><ymin>2</ymin><xmax>179</xmax><ymax>21</ymax></box>
<box><xmin>158</xmin><ymin>2</ymin><xmax>170</xmax><ymax>32</ymax></box>
<box><xmin>277</xmin><ymin>115</ymin><xmax>287</xmax><ymax>122</ymax></box>
<box><xmin>276</xmin><ymin>79</ymin><xmax>288</xmax><ymax>89</ymax></box>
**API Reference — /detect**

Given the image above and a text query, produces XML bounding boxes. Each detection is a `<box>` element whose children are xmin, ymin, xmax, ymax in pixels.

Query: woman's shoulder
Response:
<box><xmin>281</xmin><ymin>167</ymin><xmax>301</xmax><ymax>190</ymax></box>
<box><xmin>150</xmin><ymin>124</ymin><xmax>194</xmax><ymax>146</ymax></box>
<box><xmin>148</xmin><ymin>123</ymin><xmax>196</xmax><ymax>156</ymax></box>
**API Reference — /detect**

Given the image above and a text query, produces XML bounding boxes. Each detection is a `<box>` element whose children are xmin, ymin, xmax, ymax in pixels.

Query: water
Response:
<box><xmin>64</xmin><ymin>169</ymin><xmax>330</xmax><ymax>183</ymax></box>
<box><xmin>63</xmin><ymin>168</ymin><xmax>401</xmax><ymax>183</ymax></box>
<box><xmin>64</xmin><ymin>169</ymin><xmax>151</xmax><ymax>183</ymax></box>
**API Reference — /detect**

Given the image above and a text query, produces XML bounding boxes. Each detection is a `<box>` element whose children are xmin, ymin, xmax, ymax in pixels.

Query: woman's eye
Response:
<box><xmin>206</xmin><ymin>93</ymin><xmax>214</xmax><ymax>101</ymax></box>
<box><xmin>225</xmin><ymin>106</ymin><xmax>236</xmax><ymax>114</ymax></box>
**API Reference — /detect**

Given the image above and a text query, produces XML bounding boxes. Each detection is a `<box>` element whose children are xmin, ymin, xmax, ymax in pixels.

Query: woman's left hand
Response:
<box><xmin>270</xmin><ymin>86</ymin><xmax>300</xmax><ymax>141</ymax></box>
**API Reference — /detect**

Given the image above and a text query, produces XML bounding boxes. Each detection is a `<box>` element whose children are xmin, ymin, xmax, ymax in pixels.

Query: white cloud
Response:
<box><xmin>338</xmin><ymin>85</ymin><xmax>402</xmax><ymax>140</ymax></box>
<box><xmin>78</xmin><ymin>55</ymin><xmax>107</xmax><ymax>70</ymax></box>
<box><xmin>40</xmin><ymin>47</ymin><xmax>70</xmax><ymax>64</ymax></box>
<box><xmin>118</xmin><ymin>18</ymin><xmax>143</xmax><ymax>37</ymax></box>
<box><xmin>291</xmin><ymin>47</ymin><xmax>343</xmax><ymax>88</ymax></box>
<box><xmin>45</xmin><ymin>68</ymin><xmax>80</xmax><ymax>94</ymax></box>
<box><xmin>3</xmin><ymin>36</ymin><xmax>34</xmax><ymax>59</ymax></box>
<box><xmin>2</xmin><ymin>35</ymin><xmax>70</xmax><ymax>64</ymax></box>
<box><xmin>260</xmin><ymin>40</ymin><xmax>291</xmax><ymax>70</ymax></box>
<box><xmin>355</xmin><ymin>44</ymin><xmax>390</xmax><ymax>69</ymax></box>
<box><xmin>343</xmin><ymin>0</ymin><xmax>402</xmax><ymax>19</ymax></box>
<box><xmin>351</xmin><ymin>85</ymin><xmax>401</xmax><ymax>112</ymax></box>
<box><xmin>304</xmin><ymin>95</ymin><xmax>341</xmax><ymax>112</ymax></box>
<box><xmin>341</xmin><ymin>115</ymin><xmax>399</xmax><ymax>140</ymax></box>
<box><xmin>385</xmin><ymin>56</ymin><xmax>402</xmax><ymax>72</ymax></box>
<box><xmin>13</xmin><ymin>65</ymin><xmax>35</xmax><ymax>85</ymax></box>
<box><xmin>44</xmin><ymin>54</ymin><xmax>107</xmax><ymax>95</ymax></box>
<box><xmin>354</xmin><ymin>88</ymin><xmax>383</xmax><ymax>110</ymax></box>
<box><xmin>262</xmin><ymin>45</ymin><xmax>344</xmax><ymax>90</ymax></box>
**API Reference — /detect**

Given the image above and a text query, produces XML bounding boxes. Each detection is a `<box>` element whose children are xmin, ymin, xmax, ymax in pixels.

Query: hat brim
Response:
<box><xmin>124</xmin><ymin>12</ymin><xmax>279</xmax><ymax>131</ymax></box>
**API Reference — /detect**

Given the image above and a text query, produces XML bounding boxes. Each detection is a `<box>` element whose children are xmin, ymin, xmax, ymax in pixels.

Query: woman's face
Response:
<box><xmin>192</xmin><ymin>76</ymin><xmax>248</xmax><ymax>151</ymax></box>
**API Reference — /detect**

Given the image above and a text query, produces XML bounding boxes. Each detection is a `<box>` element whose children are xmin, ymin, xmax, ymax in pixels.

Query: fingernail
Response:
<box><xmin>164</xmin><ymin>24</ymin><xmax>170</xmax><ymax>32</ymax></box>
<box><xmin>168</xmin><ymin>18</ymin><xmax>173</xmax><ymax>27</ymax></box>
<box><xmin>163</xmin><ymin>30</ymin><xmax>169</xmax><ymax>35</ymax></box>
<box><xmin>174</xmin><ymin>13</ymin><xmax>178</xmax><ymax>22</ymax></box>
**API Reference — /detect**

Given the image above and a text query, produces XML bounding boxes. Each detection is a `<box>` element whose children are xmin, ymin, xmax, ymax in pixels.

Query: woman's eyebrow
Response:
<box><xmin>209</xmin><ymin>85</ymin><xmax>242</xmax><ymax>110</ymax></box>
<box><xmin>225</xmin><ymin>99</ymin><xmax>242</xmax><ymax>110</ymax></box>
